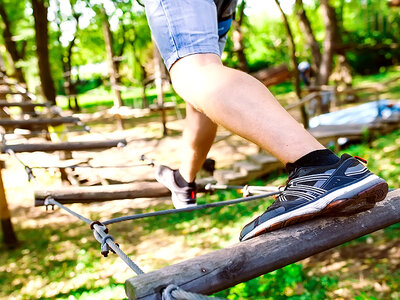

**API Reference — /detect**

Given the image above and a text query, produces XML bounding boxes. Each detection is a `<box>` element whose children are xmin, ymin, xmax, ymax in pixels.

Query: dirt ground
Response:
<box><xmin>1</xmin><ymin>115</ymin><xmax>260</xmax><ymax>272</ymax></box>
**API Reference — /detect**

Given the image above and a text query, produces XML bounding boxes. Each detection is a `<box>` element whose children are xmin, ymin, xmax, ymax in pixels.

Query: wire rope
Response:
<box><xmin>103</xmin><ymin>191</ymin><xmax>280</xmax><ymax>226</ymax></box>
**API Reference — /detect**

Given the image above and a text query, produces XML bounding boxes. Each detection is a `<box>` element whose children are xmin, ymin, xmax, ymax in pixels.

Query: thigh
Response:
<box><xmin>145</xmin><ymin>0</ymin><xmax>220</xmax><ymax>70</ymax></box>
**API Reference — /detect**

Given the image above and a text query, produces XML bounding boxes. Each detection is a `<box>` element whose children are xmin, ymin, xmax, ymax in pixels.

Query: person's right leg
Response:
<box><xmin>146</xmin><ymin>0</ymin><xmax>388</xmax><ymax>237</ymax></box>
<box><xmin>170</xmin><ymin>53</ymin><xmax>324</xmax><ymax>164</ymax></box>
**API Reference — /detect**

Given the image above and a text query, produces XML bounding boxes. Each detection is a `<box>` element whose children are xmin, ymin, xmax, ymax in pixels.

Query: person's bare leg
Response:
<box><xmin>170</xmin><ymin>54</ymin><xmax>324</xmax><ymax>164</ymax></box>
<box><xmin>179</xmin><ymin>103</ymin><xmax>217</xmax><ymax>182</ymax></box>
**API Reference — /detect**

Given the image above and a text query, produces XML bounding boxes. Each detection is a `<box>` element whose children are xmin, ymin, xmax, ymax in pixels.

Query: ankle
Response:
<box><xmin>174</xmin><ymin>169</ymin><xmax>195</xmax><ymax>187</ymax></box>
<box><xmin>286</xmin><ymin>149</ymin><xmax>339</xmax><ymax>172</ymax></box>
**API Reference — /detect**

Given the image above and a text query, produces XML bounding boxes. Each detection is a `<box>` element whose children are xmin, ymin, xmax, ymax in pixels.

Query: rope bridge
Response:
<box><xmin>43</xmin><ymin>189</ymin><xmax>280</xmax><ymax>300</ymax></box>
<box><xmin>10</xmin><ymin>152</ymin><xmax>399</xmax><ymax>299</ymax></box>
<box><xmin>39</xmin><ymin>190</ymin><xmax>400</xmax><ymax>300</ymax></box>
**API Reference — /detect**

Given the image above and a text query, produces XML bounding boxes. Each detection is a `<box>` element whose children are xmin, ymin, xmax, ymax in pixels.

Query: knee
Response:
<box><xmin>170</xmin><ymin>54</ymin><xmax>222</xmax><ymax>91</ymax></box>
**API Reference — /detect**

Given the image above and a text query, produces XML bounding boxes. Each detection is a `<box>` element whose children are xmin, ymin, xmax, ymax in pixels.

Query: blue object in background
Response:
<box><xmin>309</xmin><ymin>99</ymin><xmax>400</xmax><ymax>128</ymax></box>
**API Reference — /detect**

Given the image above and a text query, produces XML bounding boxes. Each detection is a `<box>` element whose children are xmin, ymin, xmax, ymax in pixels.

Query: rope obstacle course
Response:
<box><xmin>1</xmin><ymin>74</ymin><xmax>399</xmax><ymax>297</ymax></box>
<box><xmin>9</xmin><ymin>151</ymin><xmax>398</xmax><ymax>299</ymax></box>
<box><xmin>38</xmin><ymin>177</ymin><xmax>400</xmax><ymax>299</ymax></box>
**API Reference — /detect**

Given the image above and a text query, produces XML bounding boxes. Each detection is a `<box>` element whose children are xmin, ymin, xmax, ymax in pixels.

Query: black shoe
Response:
<box><xmin>155</xmin><ymin>165</ymin><xmax>197</xmax><ymax>209</ymax></box>
<box><xmin>239</xmin><ymin>154</ymin><xmax>388</xmax><ymax>241</ymax></box>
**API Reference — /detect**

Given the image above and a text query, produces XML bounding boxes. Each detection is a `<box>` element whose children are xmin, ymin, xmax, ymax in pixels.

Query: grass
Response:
<box><xmin>2</xmin><ymin>68</ymin><xmax>400</xmax><ymax>299</ymax></box>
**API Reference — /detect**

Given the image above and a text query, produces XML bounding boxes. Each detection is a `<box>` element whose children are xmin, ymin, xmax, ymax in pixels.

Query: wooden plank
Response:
<box><xmin>251</xmin><ymin>64</ymin><xmax>291</xmax><ymax>87</ymax></box>
<box><xmin>34</xmin><ymin>181</ymin><xmax>171</xmax><ymax>206</ymax></box>
<box><xmin>149</xmin><ymin>102</ymin><xmax>176</xmax><ymax>111</ymax></box>
<box><xmin>0</xmin><ymin>117</ymin><xmax>80</xmax><ymax>127</ymax></box>
<box><xmin>2</xmin><ymin>139</ymin><xmax>127</xmax><ymax>153</ymax></box>
<box><xmin>285</xmin><ymin>92</ymin><xmax>319</xmax><ymax>111</ymax></box>
<box><xmin>308</xmin><ymin>124</ymin><xmax>375</xmax><ymax>140</ymax></box>
<box><xmin>0</xmin><ymin>101</ymin><xmax>49</xmax><ymax>108</ymax></box>
<box><xmin>125</xmin><ymin>190</ymin><xmax>400</xmax><ymax>300</ymax></box>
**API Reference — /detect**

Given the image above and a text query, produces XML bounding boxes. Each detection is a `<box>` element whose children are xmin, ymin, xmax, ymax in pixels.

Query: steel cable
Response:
<box><xmin>103</xmin><ymin>191</ymin><xmax>280</xmax><ymax>226</ymax></box>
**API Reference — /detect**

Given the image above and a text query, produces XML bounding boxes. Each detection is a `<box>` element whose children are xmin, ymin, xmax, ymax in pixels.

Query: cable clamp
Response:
<box><xmin>204</xmin><ymin>183</ymin><xmax>214</xmax><ymax>195</ymax></box>
<box><xmin>242</xmin><ymin>185</ymin><xmax>253</xmax><ymax>197</ymax></box>
<box><xmin>162</xmin><ymin>284</ymin><xmax>180</xmax><ymax>300</ymax></box>
<box><xmin>44</xmin><ymin>197</ymin><xmax>55</xmax><ymax>211</ymax></box>
<box><xmin>90</xmin><ymin>220</ymin><xmax>108</xmax><ymax>233</ymax></box>
<box><xmin>100</xmin><ymin>235</ymin><xmax>115</xmax><ymax>257</ymax></box>
<box><xmin>24</xmin><ymin>166</ymin><xmax>35</xmax><ymax>181</ymax></box>
<box><xmin>90</xmin><ymin>221</ymin><xmax>119</xmax><ymax>257</ymax></box>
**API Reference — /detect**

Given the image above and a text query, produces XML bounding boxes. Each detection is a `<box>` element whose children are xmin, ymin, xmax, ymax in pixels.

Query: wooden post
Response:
<box><xmin>0</xmin><ymin>160</ymin><xmax>18</xmax><ymax>247</ymax></box>
<box><xmin>274</xmin><ymin>0</ymin><xmax>309</xmax><ymax>128</ymax></box>
<box><xmin>152</xmin><ymin>41</ymin><xmax>167</xmax><ymax>137</ymax></box>
<box><xmin>102</xmin><ymin>5</ymin><xmax>124</xmax><ymax>130</ymax></box>
<box><xmin>125</xmin><ymin>190</ymin><xmax>400</xmax><ymax>300</ymax></box>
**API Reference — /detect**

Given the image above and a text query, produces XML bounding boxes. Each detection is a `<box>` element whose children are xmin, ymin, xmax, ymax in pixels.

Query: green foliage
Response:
<box><xmin>340</xmin><ymin>0</ymin><xmax>400</xmax><ymax>74</ymax></box>
<box><xmin>214</xmin><ymin>264</ymin><xmax>338</xmax><ymax>299</ymax></box>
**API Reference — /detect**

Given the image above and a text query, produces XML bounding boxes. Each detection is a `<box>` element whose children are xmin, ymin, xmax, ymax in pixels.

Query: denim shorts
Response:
<box><xmin>145</xmin><ymin>0</ymin><xmax>235</xmax><ymax>70</ymax></box>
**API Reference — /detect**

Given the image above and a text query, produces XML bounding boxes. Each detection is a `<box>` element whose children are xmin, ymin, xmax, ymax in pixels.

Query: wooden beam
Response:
<box><xmin>34</xmin><ymin>180</ymin><xmax>213</xmax><ymax>206</ymax></box>
<box><xmin>35</xmin><ymin>181</ymin><xmax>170</xmax><ymax>206</ymax></box>
<box><xmin>0</xmin><ymin>101</ymin><xmax>49</xmax><ymax>108</ymax></box>
<box><xmin>0</xmin><ymin>117</ymin><xmax>80</xmax><ymax>128</ymax></box>
<box><xmin>308</xmin><ymin>124</ymin><xmax>375</xmax><ymax>140</ymax></box>
<box><xmin>2</xmin><ymin>139</ymin><xmax>127</xmax><ymax>153</ymax></box>
<box><xmin>125</xmin><ymin>190</ymin><xmax>400</xmax><ymax>300</ymax></box>
<box><xmin>285</xmin><ymin>92</ymin><xmax>319</xmax><ymax>111</ymax></box>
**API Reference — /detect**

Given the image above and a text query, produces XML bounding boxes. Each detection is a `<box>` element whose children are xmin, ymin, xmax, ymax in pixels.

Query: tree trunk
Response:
<box><xmin>131</xmin><ymin>23</ymin><xmax>149</xmax><ymax>108</ymax></box>
<box><xmin>31</xmin><ymin>0</ymin><xmax>57</xmax><ymax>105</ymax></box>
<box><xmin>153</xmin><ymin>42</ymin><xmax>167</xmax><ymax>136</ymax></box>
<box><xmin>63</xmin><ymin>37</ymin><xmax>80</xmax><ymax>112</ymax></box>
<box><xmin>0</xmin><ymin>162</ymin><xmax>18</xmax><ymax>247</ymax></box>
<box><xmin>295</xmin><ymin>0</ymin><xmax>322</xmax><ymax>75</ymax></box>
<box><xmin>64</xmin><ymin>11</ymin><xmax>80</xmax><ymax>112</ymax></box>
<box><xmin>232</xmin><ymin>1</ymin><xmax>248</xmax><ymax>72</ymax></box>
<box><xmin>274</xmin><ymin>0</ymin><xmax>309</xmax><ymax>128</ymax></box>
<box><xmin>318</xmin><ymin>0</ymin><xmax>339</xmax><ymax>85</ymax></box>
<box><xmin>0</xmin><ymin>3</ymin><xmax>26</xmax><ymax>84</ymax></box>
<box><xmin>101</xmin><ymin>7</ymin><xmax>124</xmax><ymax>130</ymax></box>
<box><xmin>0</xmin><ymin>50</ymin><xmax>6</xmax><ymax>74</ymax></box>
<box><xmin>140</xmin><ymin>64</ymin><xmax>148</xmax><ymax>109</ymax></box>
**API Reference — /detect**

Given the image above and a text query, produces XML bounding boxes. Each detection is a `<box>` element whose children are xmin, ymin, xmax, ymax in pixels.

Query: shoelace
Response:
<box><xmin>274</xmin><ymin>155</ymin><xmax>367</xmax><ymax>201</ymax></box>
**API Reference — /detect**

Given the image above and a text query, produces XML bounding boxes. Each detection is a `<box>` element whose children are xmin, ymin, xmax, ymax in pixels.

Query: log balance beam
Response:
<box><xmin>0</xmin><ymin>117</ymin><xmax>80</xmax><ymax>128</ymax></box>
<box><xmin>34</xmin><ymin>180</ymin><xmax>212</xmax><ymax>206</ymax></box>
<box><xmin>2</xmin><ymin>139</ymin><xmax>127</xmax><ymax>153</ymax></box>
<box><xmin>0</xmin><ymin>101</ymin><xmax>50</xmax><ymax>108</ymax></box>
<box><xmin>34</xmin><ymin>181</ymin><xmax>171</xmax><ymax>206</ymax></box>
<box><xmin>125</xmin><ymin>189</ymin><xmax>400</xmax><ymax>300</ymax></box>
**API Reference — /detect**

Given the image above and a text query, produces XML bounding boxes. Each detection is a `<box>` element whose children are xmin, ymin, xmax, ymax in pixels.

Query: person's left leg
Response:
<box><xmin>179</xmin><ymin>103</ymin><xmax>218</xmax><ymax>183</ymax></box>
<box><xmin>155</xmin><ymin>103</ymin><xmax>217</xmax><ymax>209</ymax></box>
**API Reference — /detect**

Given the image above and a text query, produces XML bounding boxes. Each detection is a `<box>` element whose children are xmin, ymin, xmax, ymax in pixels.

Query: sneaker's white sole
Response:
<box><xmin>241</xmin><ymin>174</ymin><xmax>387</xmax><ymax>241</ymax></box>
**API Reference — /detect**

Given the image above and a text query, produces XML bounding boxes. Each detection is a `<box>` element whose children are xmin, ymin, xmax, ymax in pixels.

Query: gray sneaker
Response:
<box><xmin>155</xmin><ymin>165</ymin><xmax>197</xmax><ymax>209</ymax></box>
